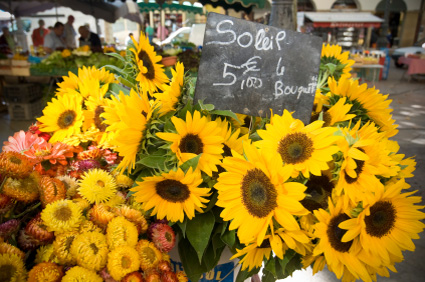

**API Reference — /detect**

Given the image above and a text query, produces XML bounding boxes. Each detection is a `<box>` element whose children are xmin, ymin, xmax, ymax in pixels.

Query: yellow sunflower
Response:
<box><xmin>339</xmin><ymin>178</ymin><xmax>425</xmax><ymax>268</ymax></box>
<box><xmin>78</xmin><ymin>169</ymin><xmax>117</xmax><ymax>204</ymax></box>
<box><xmin>107</xmin><ymin>246</ymin><xmax>140</xmax><ymax>281</ymax></box>
<box><xmin>321</xmin><ymin>43</ymin><xmax>355</xmax><ymax>80</ymax></box>
<box><xmin>56</xmin><ymin>66</ymin><xmax>116</xmax><ymax>97</ymax></box>
<box><xmin>61</xmin><ymin>266</ymin><xmax>103</xmax><ymax>282</ymax></box>
<box><xmin>156</xmin><ymin>110</ymin><xmax>224</xmax><ymax>177</ymax></box>
<box><xmin>41</xmin><ymin>199</ymin><xmax>82</xmax><ymax>233</ymax></box>
<box><xmin>312</xmin><ymin>97</ymin><xmax>356</xmax><ymax>127</ymax></box>
<box><xmin>70</xmin><ymin>231</ymin><xmax>109</xmax><ymax>271</ymax></box>
<box><xmin>256</xmin><ymin>110</ymin><xmax>340</xmax><ymax>178</ymax></box>
<box><xmin>106</xmin><ymin>216</ymin><xmax>139</xmax><ymax>249</ymax></box>
<box><xmin>135</xmin><ymin>239</ymin><xmax>162</xmax><ymax>271</ymax></box>
<box><xmin>131</xmin><ymin>167</ymin><xmax>210</xmax><ymax>222</ymax></box>
<box><xmin>71</xmin><ymin>77</ymin><xmax>109</xmax><ymax>101</ymax></box>
<box><xmin>37</xmin><ymin>94</ymin><xmax>84</xmax><ymax>143</ymax></box>
<box><xmin>0</xmin><ymin>253</ymin><xmax>27</xmax><ymax>282</ymax></box>
<box><xmin>102</xmin><ymin>89</ymin><xmax>153</xmax><ymax>172</ymax></box>
<box><xmin>328</xmin><ymin>77</ymin><xmax>398</xmax><ymax>137</ymax></box>
<box><xmin>153</xmin><ymin>62</ymin><xmax>185</xmax><ymax>115</ymax></box>
<box><xmin>215</xmin><ymin>117</ymin><xmax>248</xmax><ymax>156</ymax></box>
<box><xmin>312</xmin><ymin>196</ymin><xmax>375</xmax><ymax>282</ymax></box>
<box><xmin>82</xmin><ymin>89</ymin><xmax>111</xmax><ymax>145</ymax></box>
<box><xmin>215</xmin><ymin>142</ymin><xmax>308</xmax><ymax>245</ymax></box>
<box><xmin>130</xmin><ymin>32</ymin><xmax>168</xmax><ymax>93</ymax></box>
<box><xmin>335</xmin><ymin>122</ymin><xmax>399</xmax><ymax>205</ymax></box>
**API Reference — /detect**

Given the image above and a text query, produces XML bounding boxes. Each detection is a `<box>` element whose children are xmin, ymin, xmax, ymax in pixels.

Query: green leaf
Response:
<box><xmin>196</xmin><ymin>99</ymin><xmax>215</xmax><ymax>112</ymax></box>
<box><xmin>179</xmin><ymin>154</ymin><xmax>201</xmax><ymax>173</ymax></box>
<box><xmin>136</xmin><ymin>156</ymin><xmax>167</xmax><ymax>170</ymax></box>
<box><xmin>211</xmin><ymin>110</ymin><xmax>241</xmax><ymax>123</ymax></box>
<box><xmin>264</xmin><ymin>256</ymin><xmax>276</xmax><ymax>277</ymax></box>
<box><xmin>104</xmin><ymin>52</ymin><xmax>126</xmax><ymax>62</ymax></box>
<box><xmin>108</xmin><ymin>82</ymin><xmax>129</xmax><ymax>96</ymax></box>
<box><xmin>203</xmin><ymin>241</ymin><xmax>225</xmax><ymax>271</ymax></box>
<box><xmin>178</xmin><ymin>237</ymin><xmax>207</xmax><ymax>282</ymax></box>
<box><xmin>285</xmin><ymin>252</ymin><xmax>302</xmax><ymax>276</ymax></box>
<box><xmin>176</xmin><ymin>219</ymin><xmax>187</xmax><ymax>238</ymax></box>
<box><xmin>211</xmin><ymin>232</ymin><xmax>226</xmax><ymax>257</ymax></box>
<box><xmin>221</xmin><ymin>229</ymin><xmax>236</xmax><ymax>249</ymax></box>
<box><xmin>186</xmin><ymin>211</ymin><xmax>215</xmax><ymax>264</ymax></box>
<box><xmin>117</xmin><ymin>76</ymin><xmax>136</xmax><ymax>89</ymax></box>
<box><xmin>261</xmin><ymin>269</ymin><xmax>275</xmax><ymax>282</ymax></box>
<box><xmin>324</xmin><ymin>63</ymin><xmax>337</xmax><ymax>75</ymax></box>
<box><xmin>236</xmin><ymin>267</ymin><xmax>260</xmax><ymax>282</ymax></box>
<box><xmin>204</xmin><ymin>191</ymin><xmax>218</xmax><ymax>213</ymax></box>
<box><xmin>274</xmin><ymin>256</ymin><xmax>286</xmax><ymax>279</ymax></box>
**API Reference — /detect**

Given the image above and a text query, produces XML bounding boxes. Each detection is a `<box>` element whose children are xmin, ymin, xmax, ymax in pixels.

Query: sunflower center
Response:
<box><xmin>365</xmin><ymin>201</ymin><xmax>396</xmax><ymax>238</ymax></box>
<box><xmin>57</xmin><ymin>110</ymin><xmax>77</xmax><ymax>129</ymax></box>
<box><xmin>155</xmin><ymin>179</ymin><xmax>190</xmax><ymax>203</ymax></box>
<box><xmin>97</xmin><ymin>180</ymin><xmax>105</xmax><ymax>187</ymax></box>
<box><xmin>301</xmin><ymin>175</ymin><xmax>334</xmax><ymax>212</ymax></box>
<box><xmin>54</xmin><ymin>206</ymin><xmax>72</xmax><ymax>221</ymax></box>
<box><xmin>278</xmin><ymin>132</ymin><xmax>313</xmax><ymax>164</ymax></box>
<box><xmin>327</xmin><ymin>213</ymin><xmax>352</xmax><ymax>253</ymax></box>
<box><xmin>94</xmin><ymin>106</ymin><xmax>107</xmax><ymax>132</ymax></box>
<box><xmin>179</xmin><ymin>134</ymin><xmax>204</xmax><ymax>155</ymax></box>
<box><xmin>0</xmin><ymin>264</ymin><xmax>16</xmax><ymax>282</ymax></box>
<box><xmin>223</xmin><ymin>144</ymin><xmax>232</xmax><ymax>157</ymax></box>
<box><xmin>138</xmin><ymin>50</ymin><xmax>155</xmax><ymax>80</ymax></box>
<box><xmin>89</xmin><ymin>243</ymin><xmax>99</xmax><ymax>254</ymax></box>
<box><xmin>9</xmin><ymin>156</ymin><xmax>21</xmax><ymax>165</ymax></box>
<box><xmin>259</xmin><ymin>239</ymin><xmax>271</xmax><ymax>248</ymax></box>
<box><xmin>344</xmin><ymin>159</ymin><xmax>365</xmax><ymax>184</ymax></box>
<box><xmin>143</xmin><ymin>246</ymin><xmax>157</xmax><ymax>263</ymax></box>
<box><xmin>121</xmin><ymin>256</ymin><xmax>131</xmax><ymax>269</ymax></box>
<box><xmin>241</xmin><ymin>168</ymin><xmax>277</xmax><ymax>218</ymax></box>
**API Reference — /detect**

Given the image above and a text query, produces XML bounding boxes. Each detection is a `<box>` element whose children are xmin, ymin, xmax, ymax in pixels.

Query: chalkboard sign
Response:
<box><xmin>194</xmin><ymin>13</ymin><xmax>323</xmax><ymax>123</ymax></box>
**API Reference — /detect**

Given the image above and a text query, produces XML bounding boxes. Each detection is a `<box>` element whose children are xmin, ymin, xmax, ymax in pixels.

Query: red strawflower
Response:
<box><xmin>150</xmin><ymin>223</ymin><xmax>176</xmax><ymax>253</ymax></box>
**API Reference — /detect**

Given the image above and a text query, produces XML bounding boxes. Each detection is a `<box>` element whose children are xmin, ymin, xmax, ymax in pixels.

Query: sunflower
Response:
<box><xmin>312</xmin><ymin>196</ymin><xmax>376</xmax><ymax>282</ymax></box>
<box><xmin>131</xmin><ymin>167</ymin><xmax>210</xmax><ymax>223</ymax></box>
<box><xmin>312</xmin><ymin>97</ymin><xmax>356</xmax><ymax>127</ymax></box>
<box><xmin>70</xmin><ymin>231</ymin><xmax>109</xmax><ymax>271</ymax></box>
<box><xmin>3</xmin><ymin>172</ymin><xmax>40</xmax><ymax>203</ymax></box>
<box><xmin>107</xmin><ymin>246</ymin><xmax>141</xmax><ymax>281</ymax></box>
<box><xmin>215</xmin><ymin>142</ymin><xmax>308</xmax><ymax>245</ymax></box>
<box><xmin>335</xmin><ymin>122</ymin><xmax>399</xmax><ymax>205</ymax></box>
<box><xmin>78</xmin><ymin>169</ymin><xmax>117</xmax><ymax>204</ymax></box>
<box><xmin>28</xmin><ymin>262</ymin><xmax>63</xmax><ymax>282</ymax></box>
<box><xmin>0</xmin><ymin>151</ymin><xmax>33</xmax><ymax>179</ymax></box>
<box><xmin>82</xmin><ymin>89</ymin><xmax>110</xmax><ymax>135</ymax></box>
<box><xmin>320</xmin><ymin>43</ymin><xmax>355</xmax><ymax>81</ymax></box>
<box><xmin>156</xmin><ymin>110</ymin><xmax>224</xmax><ymax>176</ymax></box>
<box><xmin>130</xmin><ymin>32</ymin><xmax>168</xmax><ymax>93</ymax></box>
<box><xmin>102</xmin><ymin>89</ymin><xmax>153</xmax><ymax>172</ymax></box>
<box><xmin>37</xmin><ymin>94</ymin><xmax>84</xmax><ymax>143</ymax></box>
<box><xmin>61</xmin><ymin>266</ymin><xmax>103</xmax><ymax>282</ymax></box>
<box><xmin>328</xmin><ymin>77</ymin><xmax>398</xmax><ymax>137</ymax></box>
<box><xmin>256</xmin><ymin>110</ymin><xmax>340</xmax><ymax>178</ymax></box>
<box><xmin>41</xmin><ymin>199</ymin><xmax>82</xmax><ymax>233</ymax></box>
<box><xmin>0</xmin><ymin>253</ymin><xmax>27</xmax><ymax>282</ymax></box>
<box><xmin>136</xmin><ymin>239</ymin><xmax>162</xmax><ymax>271</ymax></box>
<box><xmin>106</xmin><ymin>216</ymin><xmax>139</xmax><ymax>250</ymax></box>
<box><xmin>56</xmin><ymin>66</ymin><xmax>115</xmax><ymax>97</ymax></box>
<box><xmin>215</xmin><ymin>117</ymin><xmax>248</xmax><ymax>156</ymax></box>
<box><xmin>153</xmin><ymin>62</ymin><xmax>184</xmax><ymax>115</ymax></box>
<box><xmin>339</xmin><ymin>179</ymin><xmax>425</xmax><ymax>268</ymax></box>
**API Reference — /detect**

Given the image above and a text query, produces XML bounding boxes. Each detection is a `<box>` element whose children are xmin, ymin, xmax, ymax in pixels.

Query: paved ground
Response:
<box><xmin>0</xmin><ymin>64</ymin><xmax>424</xmax><ymax>282</ymax></box>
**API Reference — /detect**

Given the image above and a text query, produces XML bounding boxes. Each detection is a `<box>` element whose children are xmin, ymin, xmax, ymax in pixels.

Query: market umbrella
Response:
<box><xmin>0</xmin><ymin>0</ymin><xmax>143</xmax><ymax>24</ymax></box>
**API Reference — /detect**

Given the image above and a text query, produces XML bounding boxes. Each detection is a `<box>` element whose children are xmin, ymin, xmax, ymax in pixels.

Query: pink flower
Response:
<box><xmin>2</xmin><ymin>130</ymin><xmax>46</xmax><ymax>153</ymax></box>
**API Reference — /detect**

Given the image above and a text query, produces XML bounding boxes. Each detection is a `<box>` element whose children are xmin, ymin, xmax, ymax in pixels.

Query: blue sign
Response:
<box><xmin>170</xmin><ymin>259</ymin><xmax>235</xmax><ymax>282</ymax></box>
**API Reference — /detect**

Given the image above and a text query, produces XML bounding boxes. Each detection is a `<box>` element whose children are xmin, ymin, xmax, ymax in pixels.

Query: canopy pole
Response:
<box><xmin>377</xmin><ymin>0</ymin><xmax>390</xmax><ymax>48</ymax></box>
<box><xmin>269</xmin><ymin>0</ymin><xmax>295</xmax><ymax>30</ymax></box>
<box><xmin>55</xmin><ymin>1</ymin><xmax>59</xmax><ymax>22</ymax></box>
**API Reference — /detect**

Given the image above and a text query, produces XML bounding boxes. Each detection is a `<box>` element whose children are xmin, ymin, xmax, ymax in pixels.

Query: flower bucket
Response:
<box><xmin>161</xmin><ymin>55</ymin><xmax>178</xmax><ymax>67</ymax></box>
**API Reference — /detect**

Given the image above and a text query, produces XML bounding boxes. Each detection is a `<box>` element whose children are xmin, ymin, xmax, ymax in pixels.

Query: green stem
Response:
<box><xmin>11</xmin><ymin>202</ymin><xmax>41</xmax><ymax>219</ymax></box>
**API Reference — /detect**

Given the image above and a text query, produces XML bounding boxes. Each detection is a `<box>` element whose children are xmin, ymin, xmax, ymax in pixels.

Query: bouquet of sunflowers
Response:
<box><xmin>1</xmin><ymin>30</ymin><xmax>424</xmax><ymax>282</ymax></box>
